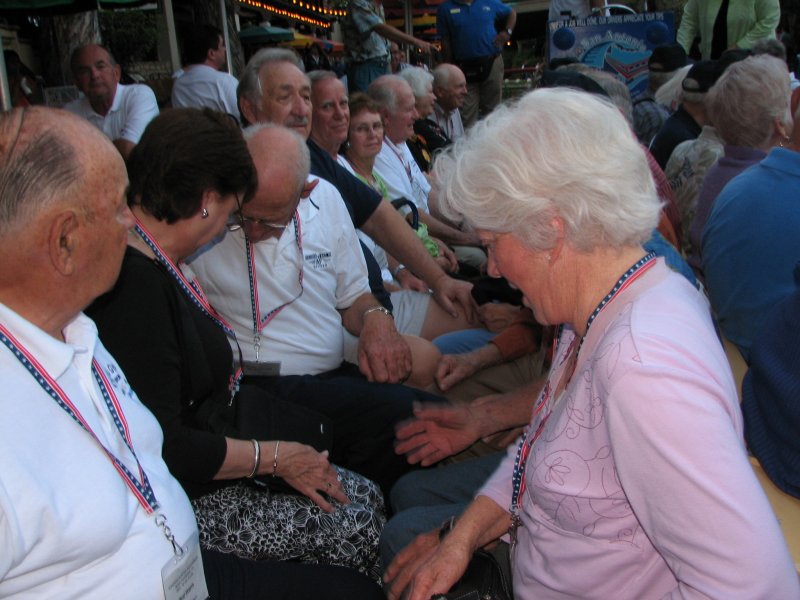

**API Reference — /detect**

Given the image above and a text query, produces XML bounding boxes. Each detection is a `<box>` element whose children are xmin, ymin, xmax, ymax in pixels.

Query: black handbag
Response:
<box><xmin>431</xmin><ymin>547</ymin><xmax>512</xmax><ymax>600</ymax></box>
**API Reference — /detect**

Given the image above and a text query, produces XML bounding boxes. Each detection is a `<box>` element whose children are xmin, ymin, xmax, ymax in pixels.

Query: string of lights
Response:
<box><xmin>239</xmin><ymin>0</ymin><xmax>346</xmax><ymax>27</ymax></box>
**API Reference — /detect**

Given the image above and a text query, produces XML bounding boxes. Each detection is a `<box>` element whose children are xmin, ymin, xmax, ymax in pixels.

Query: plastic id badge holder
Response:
<box><xmin>162</xmin><ymin>533</ymin><xmax>209</xmax><ymax>600</ymax></box>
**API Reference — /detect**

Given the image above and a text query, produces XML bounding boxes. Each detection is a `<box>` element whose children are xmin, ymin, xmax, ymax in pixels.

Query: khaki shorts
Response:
<box><xmin>342</xmin><ymin>290</ymin><xmax>431</xmax><ymax>363</ymax></box>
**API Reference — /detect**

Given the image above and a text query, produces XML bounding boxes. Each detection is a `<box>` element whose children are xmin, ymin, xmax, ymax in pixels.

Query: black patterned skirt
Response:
<box><xmin>192</xmin><ymin>467</ymin><xmax>385</xmax><ymax>583</ymax></box>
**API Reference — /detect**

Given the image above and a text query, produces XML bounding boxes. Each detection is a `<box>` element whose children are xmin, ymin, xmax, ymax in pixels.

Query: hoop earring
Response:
<box><xmin>201</xmin><ymin>208</ymin><xmax>209</xmax><ymax>219</ymax></box>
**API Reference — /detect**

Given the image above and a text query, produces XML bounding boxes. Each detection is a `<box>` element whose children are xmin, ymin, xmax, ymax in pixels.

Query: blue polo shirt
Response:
<box><xmin>701</xmin><ymin>147</ymin><xmax>800</xmax><ymax>360</ymax></box>
<box><xmin>437</xmin><ymin>0</ymin><xmax>512</xmax><ymax>61</ymax></box>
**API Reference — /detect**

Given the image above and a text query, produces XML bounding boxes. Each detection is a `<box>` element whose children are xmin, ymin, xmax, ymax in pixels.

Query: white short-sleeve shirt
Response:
<box><xmin>190</xmin><ymin>177</ymin><xmax>370</xmax><ymax>375</ymax></box>
<box><xmin>171</xmin><ymin>65</ymin><xmax>240</xmax><ymax>118</ymax></box>
<box><xmin>373</xmin><ymin>138</ymin><xmax>432</xmax><ymax>213</ymax></box>
<box><xmin>64</xmin><ymin>83</ymin><xmax>159</xmax><ymax>144</ymax></box>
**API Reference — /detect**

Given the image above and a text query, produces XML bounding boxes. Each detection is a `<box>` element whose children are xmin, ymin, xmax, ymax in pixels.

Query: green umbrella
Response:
<box><xmin>239</xmin><ymin>25</ymin><xmax>295</xmax><ymax>45</ymax></box>
<box><xmin>0</xmin><ymin>0</ymin><xmax>151</xmax><ymax>13</ymax></box>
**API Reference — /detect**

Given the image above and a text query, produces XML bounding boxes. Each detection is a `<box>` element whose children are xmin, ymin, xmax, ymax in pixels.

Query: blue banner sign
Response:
<box><xmin>547</xmin><ymin>12</ymin><xmax>676</xmax><ymax>100</ymax></box>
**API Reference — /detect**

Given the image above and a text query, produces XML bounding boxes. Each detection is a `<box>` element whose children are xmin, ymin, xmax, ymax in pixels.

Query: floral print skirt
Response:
<box><xmin>192</xmin><ymin>466</ymin><xmax>385</xmax><ymax>583</ymax></box>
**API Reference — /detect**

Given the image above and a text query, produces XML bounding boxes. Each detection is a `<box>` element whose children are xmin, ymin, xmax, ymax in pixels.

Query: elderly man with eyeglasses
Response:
<box><xmin>190</xmin><ymin>123</ymin><xmax>446</xmax><ymax>496</ymax></box>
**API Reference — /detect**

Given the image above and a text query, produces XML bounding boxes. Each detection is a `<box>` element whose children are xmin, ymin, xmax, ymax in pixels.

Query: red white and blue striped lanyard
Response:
<box><xmin>385</xmin><ymin>138</ymin><xmax>414</xmax><ymax>185</ymax></box>
<box><xmin>0</xmin><ymin>323</ymin><xmax>186</xmax><ymax>555</ymax></box>
<box><xmin>509</xmin><ymin>253</ymin><xmax>657</xmax><ymax>542</ymax></box>
<box><xmin>245</xmin><ymin>212</ymin><xmax>304</xmax><ymax>361</ymax></box>
<box><xmin>134</xmin><ymin>218</ymin><xmax>242</xmax><ymax>396</ymax></box>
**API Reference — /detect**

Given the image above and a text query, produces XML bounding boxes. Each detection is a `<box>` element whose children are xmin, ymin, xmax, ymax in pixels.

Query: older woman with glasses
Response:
<box><xmin>385</xmin><ymin>88</ymin><xmax>799</xmax><ymax>600</ymax></box>
<box><xmin>344</xmin><ymin>92</ymin><xmax>458</xmax><ymax>280</ymax></box>
<box><xmin>87</xmin><ymin>108</ymin><xmax>386</xmax><ymax>595</ymax></box>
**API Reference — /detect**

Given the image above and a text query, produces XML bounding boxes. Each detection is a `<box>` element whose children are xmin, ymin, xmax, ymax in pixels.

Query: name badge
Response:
<box><xmin>450</xmin><ymin>7</ymin><xmax>461</xmax><ymax>12</ymax></box>
<box><xmin>244</xmin><ymin>361</ymin><xmax>281</xmax><ymax>377</ymax></box>
<box><xmin>162</xmin><ymin>534</ymin><xmax>209</xmax><ymax>600</ymax></box>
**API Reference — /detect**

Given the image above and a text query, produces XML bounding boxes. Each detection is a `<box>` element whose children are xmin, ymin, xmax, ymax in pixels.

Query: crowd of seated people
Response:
<box><xmin>3</xmin><ymin>30</ymin><xmax>800</xmax><ymax>600</ymax></box>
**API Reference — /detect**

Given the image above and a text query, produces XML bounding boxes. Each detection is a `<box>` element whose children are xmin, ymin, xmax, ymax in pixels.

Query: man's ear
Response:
<box><xmin>300</xmin><ymin>178</ymin><xmax>320</xmax><ymax>198</ymax></box>
<box><xmin>112</xmin><ymin>63</ymin><xmax>122</xmax><ymax>84</ymax></box>
<box><xmin>48</xmin><ymin>210</ymin><xmax>81</xmax><ymax>277</ymax></box>
<box><xmin>240</xmin><ymin>96</ymin><xmax>259</xmax><ymax>126</ymax></box>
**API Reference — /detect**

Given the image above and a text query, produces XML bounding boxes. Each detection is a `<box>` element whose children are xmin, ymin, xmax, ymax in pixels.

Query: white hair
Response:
<box><xmin>707</xmin><ymin>55</ymin><xmax>792</xmax><ymax>149</ymax></box>
<box><xmin>433</xmin><ymin>88</ymin><xmax>660</xmax><ymax>252</ymax></box>
<box><xmin>243</xmin><ymin>122</ymin><xmax>310</xmax><ymax>194</ymax></box>
<box><xmin>399</xmin><ymin>66</ymin><xmax>433</xmax><ymax>100</ymax></box>
<box><xmin>367</xmin><ymin>74</ymin><xmax>407</xmax><ymax>113</ymax></box>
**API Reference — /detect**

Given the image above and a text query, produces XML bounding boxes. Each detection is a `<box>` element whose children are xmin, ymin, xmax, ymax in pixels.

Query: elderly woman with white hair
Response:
<box><xmin>688</xmin><ymin>54</ymin><xmax>793</xmax><ymax>275</ymax></box>
<box><xmin>385</xmin><ymin>88</ymin><xmax>799</xmax><ymax>599</ymax></box>
<box><xmin>400</xmin><ymin>66</ymin><xmax>449</xmax><ymax>171</ymax></box>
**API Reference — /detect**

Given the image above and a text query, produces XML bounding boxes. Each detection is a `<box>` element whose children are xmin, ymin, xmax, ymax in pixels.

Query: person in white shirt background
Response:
<box><xmin>172</xmin><ymin>24</ymin><xmax>241</xmax><ymax>121</ymax></box>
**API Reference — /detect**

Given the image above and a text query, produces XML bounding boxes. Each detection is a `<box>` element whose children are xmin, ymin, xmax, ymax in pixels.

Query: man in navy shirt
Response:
<box><xmin>436</xmin><ymin>0</ymin><xmax>515</xmax><ymax>127</ymax></box>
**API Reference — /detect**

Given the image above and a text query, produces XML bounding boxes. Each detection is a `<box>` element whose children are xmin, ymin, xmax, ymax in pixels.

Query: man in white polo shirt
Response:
<box><xmin>64</xmin><ymin>44</ymin><xmax>159</xmax><ymax>160</ymax></box>
<box><xmin>192</xmin><ymin>123</ymin><xmax>411</xmax><ymax>381</ymax></box>
<box><xmin>0</xmin><ymin>106</ymin><xmax>203</xmax><ymax>599</ymax></box>
<box><xmin>190</xmin><ymin>123</ymin><xmax>446</xmax><ymax>495</ymax></box>
<box><xmin>172</xmin><ymin>25</ymin><xmax>240</xmax><ymax>120</ymax></box>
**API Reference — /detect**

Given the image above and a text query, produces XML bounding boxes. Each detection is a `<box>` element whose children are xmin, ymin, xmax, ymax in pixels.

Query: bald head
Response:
<box><xmin>0</xmin><ymin>106</ymin><xmax>132</xmax><ymax>331</ymax></box>
<box><xmin>0</xmin><ymin>107</ymin><xmax>113</xmax><ymax>236</ymax></box>
<box><xmin>432</xmin><ymin>64</ymin><xmax>467</xmax><ymax>112</ymax></box>
<box><xmin>242</xmin><ymin>124</ymin><xmax>312</xmax><ymax>241</ymax></box>
<box><xmin>368</xmin><ymin>75</ymin><xmax>418</xmax><ymax>143</ymax></box>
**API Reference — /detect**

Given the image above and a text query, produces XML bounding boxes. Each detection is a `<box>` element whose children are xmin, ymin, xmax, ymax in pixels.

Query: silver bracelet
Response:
<box><xmin>247</xmin><ymin>439</ymin><xmax>260</xmax><ymax>478</ymax></box>
<box><xmin>271</xmin><ymin>440</ymin><xmax>280</xmax><ymax>477</ymax></box>
<box><xmin>363</xmin><ymin>305</ymin><xmax>393</xmax><ymax>319</ymax></box>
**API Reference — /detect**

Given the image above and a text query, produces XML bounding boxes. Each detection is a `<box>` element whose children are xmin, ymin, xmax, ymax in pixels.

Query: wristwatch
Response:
<box><xmin>505</xmin><ymin>28</ymin><xmax>513</xmax><ymax>36</ymax></box>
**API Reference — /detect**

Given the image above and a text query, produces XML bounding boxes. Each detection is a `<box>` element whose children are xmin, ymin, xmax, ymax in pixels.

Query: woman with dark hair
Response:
<box><xmin>88</xmin><ymin>108</ymin><xmax>385</xmax><ymax>598</ymax></box>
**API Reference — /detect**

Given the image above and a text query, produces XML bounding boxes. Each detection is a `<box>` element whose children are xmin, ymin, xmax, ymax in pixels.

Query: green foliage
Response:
<box><xmin>99</xmin><ymin>9</ymin><xmax>159</xmax><ymax>67</ymax></box>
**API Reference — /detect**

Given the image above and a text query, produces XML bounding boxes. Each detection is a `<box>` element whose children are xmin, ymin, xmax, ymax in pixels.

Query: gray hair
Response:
<box><xmin>243</xmin><ymin>122</ymin><xmax>310</xmax><ymax>196</ymax></box>
<box><xmin>558</xmin><ymin>64</ymin><xmax>633</xmax><ymax>126</ymax></box>
<box><xmin>752</xmin><ymin>37</ymin><xmax>787</xmax><ymax>62</ymax></box>
<box><xmin>308</xmin><ymin>69</ymin><xmax>339</xmax><ymax>87</ymax></box>
<box><xmin>399</xmin><ymin>66</ymin><xmax>433</xmax><ymax>100</ymax></box>
<box><xmin>367</xmin><ymin>74</ymin><xmax>407</xmax><ymax>113</ymax></box>
<box><xmin>237</xmin><ymin>48</ymin><xmax>304</xmax><ymax>115</ymax></box>
<box><xmin>707</xmin><ymin>55</ymin><xmax>791</xmax><ymax>149</ymax></box>
<box><xmin>0</xmin><ymin>108</ymin><xmax>82</xmax><ymax>236</ymax></box>
<box><xmin>432</xmin><ymin>88</ymin><xmax>660</xmax><ymax>252</ymax></box>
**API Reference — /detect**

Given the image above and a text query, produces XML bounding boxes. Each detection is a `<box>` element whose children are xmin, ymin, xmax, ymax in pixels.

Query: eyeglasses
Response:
<box><xmin>352</xmin><ymin>122</ymin><xmax>384</xmax><ymax>135</ymax></box>
<box><xmin>226</xmin><ymin>196</ymin><xmax>291</xmax><ymax>232</ymax></box>
<box><xmin>226</xmin><ymin>216</ymin><xmax>290</xmax><ymax>232</ymax></box>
